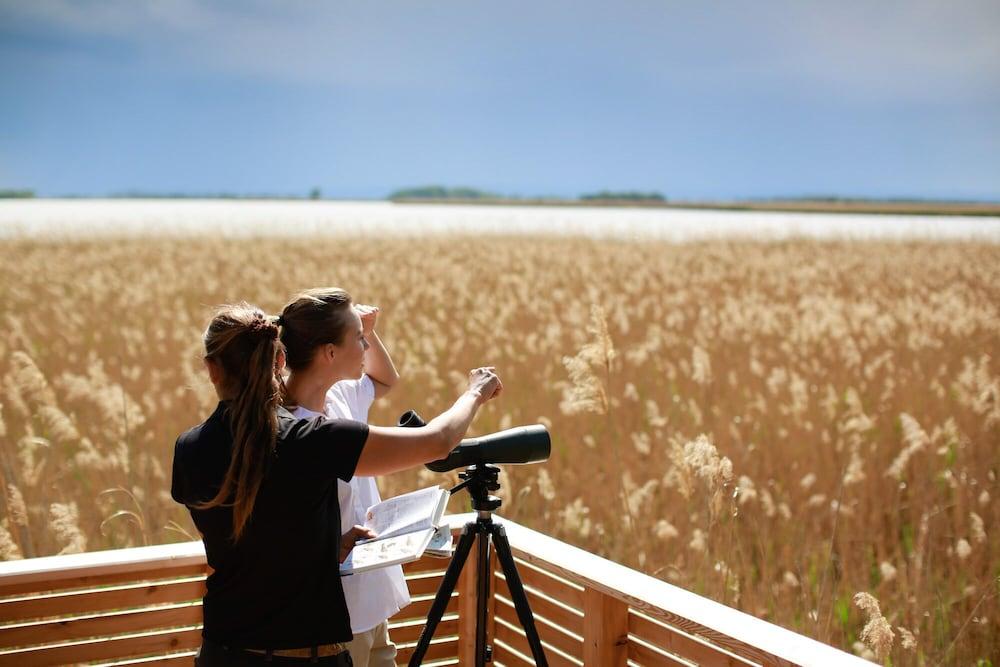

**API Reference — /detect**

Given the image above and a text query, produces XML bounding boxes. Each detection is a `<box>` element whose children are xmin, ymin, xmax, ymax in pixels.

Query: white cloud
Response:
<box><xmin>629</xmin><ymin>1</ymin><xmax>1000</xmax><ymax>103</ymax></box>
<box><xmin>2</xmin><ymin>0</ymin><xmax>211</xmax><ymax>35</ymax></box>
<box><xmin>1</xmin><ymin>0</ymin><xmax>470</xmax><ymax>88</ymax></box>
<box><xmin>775</xmin><ymin>1</ymin><xmax>1000</xmax><ymax>100</ymax></box>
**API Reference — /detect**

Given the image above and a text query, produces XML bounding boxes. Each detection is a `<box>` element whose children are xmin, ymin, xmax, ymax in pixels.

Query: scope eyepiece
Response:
<box><xmin>397</xmin><ymin>410</ymin><xmax>426</xmax><ymax>429</ymax></box>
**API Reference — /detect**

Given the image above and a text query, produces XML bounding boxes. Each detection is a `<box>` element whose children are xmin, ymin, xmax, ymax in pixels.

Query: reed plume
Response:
<box><xmin>0</xmin><ymin>235</ymin><xmax>996</xmax><ymax>661</ymax></box>
<box><xmin>854</xmin><ymin>592</ymin><xmax>895</xmax><ymax>660</ymax></box>
<box><xmin>49</xmin><ymin>502</ymin><xmax>86</xmax><ymax>555</ymax></box>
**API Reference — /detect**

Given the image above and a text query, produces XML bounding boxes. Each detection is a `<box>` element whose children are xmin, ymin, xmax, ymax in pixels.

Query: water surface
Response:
<box><xmin>1</xmin><ymin>199</ymin><xmax>999</xmax><ymax>242</ymax></box>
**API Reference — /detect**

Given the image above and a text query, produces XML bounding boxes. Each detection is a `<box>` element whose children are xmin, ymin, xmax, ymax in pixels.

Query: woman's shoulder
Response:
<box><xmin>171</xmin><ymin>403</ymin><xmax>231</xmax><ymax>504</ymax></box>
<box><xmin>277</xmin><ymin>409</ymin><xmax>368</xmax><ymax>444</ymax></box>
<box><xmin>175</xmin><ymin>402</ymin><xmax>228</xmax><ymax>450</ymax></box>
<box><xmin>283</xmin><ymin>403</ymin><xmax>317</xmax><ymax>421</ymax></box>
<box><xmin>327</xmin><ymin>375</ymin><xmax>375</xmax><ymax>409</ymax></box>
<box><xmin>275</xmin><ymin>411</ymin><xmax>369</xmax><ymax>480</ymax></box>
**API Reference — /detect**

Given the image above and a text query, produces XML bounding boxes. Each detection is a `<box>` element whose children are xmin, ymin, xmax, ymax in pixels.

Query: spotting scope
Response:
<box><xmin>398</xmin><ymin>410</ymin><xmax>551</xmax><ymax>472</ymax></box>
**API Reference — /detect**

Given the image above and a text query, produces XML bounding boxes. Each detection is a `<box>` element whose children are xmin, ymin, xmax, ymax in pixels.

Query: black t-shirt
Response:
<box><xmin>171</xmin><ymin>402</ymin><xmax>368</xmax><ymax>649</ymax></box>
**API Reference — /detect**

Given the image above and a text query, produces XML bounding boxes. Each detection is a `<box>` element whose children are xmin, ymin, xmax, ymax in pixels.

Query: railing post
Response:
<box><xmin>457</xmin><ymin>542</ymin><xmax>495</xmax><ymax>664</ymax></box>
<box><xmin>583</xmin><ymin>586</ymin><xmax>628</xmax><ymax>666</ymax></box>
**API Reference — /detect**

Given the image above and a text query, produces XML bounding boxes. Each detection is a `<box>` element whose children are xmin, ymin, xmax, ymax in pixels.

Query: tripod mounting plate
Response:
<box><xmin>456</xmin><ymin>464</ymin><xmax>503</xmax><ymax>512</ymax></box>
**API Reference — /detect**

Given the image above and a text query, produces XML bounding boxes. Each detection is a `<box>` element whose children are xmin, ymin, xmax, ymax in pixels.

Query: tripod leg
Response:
<box><xmin>491</xmin><ymin>524</ymin><xmax>548</xmax><ymax>667</ymax></box>
<box><xmin>407</xmin><ymin>523</ymin><xmax>476</xmax><ymax>667</ymax></box>
<box><xmin>475</xmin><ymin>524</ymin><xmax>491</xmax><ymax>666</ymax></box>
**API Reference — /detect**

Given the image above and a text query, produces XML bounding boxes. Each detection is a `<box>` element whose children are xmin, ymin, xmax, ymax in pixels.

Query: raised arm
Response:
<box><xmin>354</xmin><ymin>367</ymin><xmax>502</xmax><ymax>476</ymax></box>
<box><xmin>356</xmin><ymin>304</ymin><xmax>399</xmax><ymax>400</ymax></box>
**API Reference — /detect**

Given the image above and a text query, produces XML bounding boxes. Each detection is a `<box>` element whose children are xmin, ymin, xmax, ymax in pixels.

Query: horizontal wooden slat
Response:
<box><xmin>391</xmin><ymin>618</ymin><xmax>458</xmax><ymax>644</ymax></box>
<box><xmin>0</xmin><ymin>602</ymin><xmax>202</xmax><ymax>648</ymax></box>
<box><xmin>630</xmin><ymin>609</ymin><xmax>756</xmax><ymax>666</ymax></box>
<box><xmin>628</xmin><ymin>635</ymin><xmax>695</xmax><ymax>667</ymax></box>
<box><xmin>0</xmin><ymin>626</ymin><xmax>202</xmax><ymax>667</ymax></box>
<box><xmin>0</xmin><ymin>565</ymin><xmax>207</xmax><ymax>599</ymax></box>
<box><xmin>503</xmin><ymin>557</ymin><xmax>585</xmax><ymax>610</ymax></box>
<box><xmin>0</xmin><ymin>577</ymin><xmax>205</xmax><ymax>622</ymax></box>
<box><xmin>0</xmin><ymin>542</ymin><xmax>207</xmax><ymax>598</ymax></box>
<box><xmin>495</xmin><ymin>600</ymin><xmax>582</xmax><ymax>660</ymax></box>
<box><xmin>402</xmin><ymin>557</ymin><xmax>451</xmax><ymax>576</ymax></box>
<box><xmin>396</xmin><ymin>637</ymin><xmax>458</xmax><ymax>664</ymax></box>
<box><xmin>493</xmin><ymin>618</ymin><xmax>579</xmax><ymax>667</ymax></box>
<box><xmin>392</xmin><ymin>594</ymin><xmax>458</xmax><ymax>624</ymax></box>
<box><xmin>494</xmin><ymin>643</ymin><xmax>537</xmax><ymax>666</ymax></box>
<box><xmin>495</xmin><ymin>573</ymin><xmax>584</xmax><ymax>636</ymax></box>
<box><xmin>404</xmin><ymin>573</ymin><xmax>446</xmax><ymax>597</ymax></box>
<box><xmin>493</xmin><ymin>641</ymin><xmax>535</xmax><ymax>667</ymax></box>
<box><xmin>93</xmin><ymin>650</ymin><xmax>198</xmax><ymax>666</ymax></box>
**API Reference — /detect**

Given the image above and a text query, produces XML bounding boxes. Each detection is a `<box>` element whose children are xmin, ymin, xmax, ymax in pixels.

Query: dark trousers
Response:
<box><xmin>196</xmin><ymin>639</ymin><xmax>354</xmax><ymax>666</ymax></box>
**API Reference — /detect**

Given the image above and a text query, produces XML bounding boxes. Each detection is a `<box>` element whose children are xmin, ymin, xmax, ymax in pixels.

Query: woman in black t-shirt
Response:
<box><xmin>171</xmin><ymin>302</ymin><xmax>502</xmax><ymax>666</ymax></box>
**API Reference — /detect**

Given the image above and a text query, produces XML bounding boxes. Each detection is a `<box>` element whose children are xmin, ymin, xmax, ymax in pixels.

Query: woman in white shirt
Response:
<box><xmin>278</xmin><ymin>287</ymin><xmax>407</xmax><ymax>667</ymax></box>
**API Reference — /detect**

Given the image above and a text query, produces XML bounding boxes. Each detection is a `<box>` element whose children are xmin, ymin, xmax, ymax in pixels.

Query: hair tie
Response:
<box><xmin>248</xmin><ymin>313</ymin><xmax>279</xmax><ymax>340</ymax></box>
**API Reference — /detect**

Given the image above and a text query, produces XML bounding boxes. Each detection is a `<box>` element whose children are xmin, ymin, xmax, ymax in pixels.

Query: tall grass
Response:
<box><xmin>0</xmin><ymin>237</ymin><xmax>997</xmax><ymax>664</ymax></box>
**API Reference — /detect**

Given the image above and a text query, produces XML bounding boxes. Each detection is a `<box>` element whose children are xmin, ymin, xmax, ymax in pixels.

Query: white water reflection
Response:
<box><xmin>1</xmin><ymin>199</ymin><xmax>999</xmax><ymax>242</ymax></box>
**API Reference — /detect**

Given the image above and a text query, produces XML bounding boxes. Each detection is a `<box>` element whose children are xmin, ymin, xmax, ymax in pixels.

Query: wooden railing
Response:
<box><xmin>0</xmin><ymin>514</ymin><xmax>867</xmax><ymax>666</ymax></box>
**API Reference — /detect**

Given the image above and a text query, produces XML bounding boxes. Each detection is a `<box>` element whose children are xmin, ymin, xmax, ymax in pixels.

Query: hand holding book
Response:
<box><xmin>340</xmin><ymin>486</ymin><xmax>452</xmax><ymax>575</ymax></box>
<box><xmin>340</xmin><ymin>525</ymin><xmax>377</xmax><ymax>564</ymax></box>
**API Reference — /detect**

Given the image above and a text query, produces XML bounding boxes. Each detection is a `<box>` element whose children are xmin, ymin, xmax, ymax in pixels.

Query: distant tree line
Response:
<box><xmin>579</xmin><ymin>190</ymin><xmax>665</xmax><ymax>202</ymax></box>
<box><xmin>389</xmin><ymin>186</ymin><xmax>668</xmax><ymax>202</ymax></box>
<box><xmin>389</xmin><ymin>186</ymin><xmax>500</xmax><ymax>200</ymax></box>
<box><xmin>107</xmin><ymin>189</ymin><xmax>324</xmax><ymax>200</ymax></box>
<box><xmin>0</xmin><ymin>185</ymin><xmax>671</xmax><ymax>203</ymax></box>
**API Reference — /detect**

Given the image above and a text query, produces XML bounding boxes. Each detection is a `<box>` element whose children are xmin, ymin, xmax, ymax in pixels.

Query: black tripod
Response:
<box><xmin>407</xmin><ymin>464</ymin><xmax>548</xmax><ymax>667</ymax></box>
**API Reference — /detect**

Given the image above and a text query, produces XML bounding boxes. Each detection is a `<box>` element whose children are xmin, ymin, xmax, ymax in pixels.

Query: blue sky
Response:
<box><xmin>1</xmin><ymin>1</ymin><xmax>999</xmax><ymax>200</ymax></box>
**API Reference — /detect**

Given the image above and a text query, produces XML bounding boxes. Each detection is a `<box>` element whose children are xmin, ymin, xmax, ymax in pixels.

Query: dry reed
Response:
<box><xmin>0</xmin><ymin>236</ymin><xmax>997</xmax><ymax>664</ymax></box>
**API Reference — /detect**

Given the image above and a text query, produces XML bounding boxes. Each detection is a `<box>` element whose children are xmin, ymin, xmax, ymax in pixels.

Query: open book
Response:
<box><xmin>340</xmin><ymin>486</ymin><xmax>452</xmax><ymax>575</ymax></box>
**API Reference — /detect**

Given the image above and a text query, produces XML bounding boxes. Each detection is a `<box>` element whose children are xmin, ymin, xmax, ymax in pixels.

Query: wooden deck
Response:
<box><xmin>0</xmin><ymin>514</ymin><xmax>867</xmax><ymax>666</ymax></box>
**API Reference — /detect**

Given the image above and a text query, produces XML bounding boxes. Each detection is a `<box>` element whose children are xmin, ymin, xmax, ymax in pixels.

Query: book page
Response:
<box><xmin>363</xmin><ymin>486</ymin><xmax>446</xmax><ymax>540</ymax></box>
<box><xmin>424</xmin><ymin>524</ymin><xmax>453</xmax><ymax>558</ymax></box>
<box><xmin>432</xmin><ymin>490</ymin><xmax>449</xmax><ymax>526</ymax></box>
<box><xmin>341</xmin><ymin>527</ymin><xmax>435</xmax><ymax>575</ymax></box>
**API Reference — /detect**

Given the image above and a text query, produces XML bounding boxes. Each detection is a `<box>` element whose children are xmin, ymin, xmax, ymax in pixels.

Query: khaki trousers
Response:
<box><xmin>345</xmin><ymin>621</ymin><xmax>397</xmax><ymax>667</ymax></box>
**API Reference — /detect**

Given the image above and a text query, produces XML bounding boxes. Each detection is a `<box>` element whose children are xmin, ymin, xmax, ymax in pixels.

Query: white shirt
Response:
<box><xmin>291</xmin><ymin>374</ymin><xmax>410</xmax><ymax>633</ymax></box>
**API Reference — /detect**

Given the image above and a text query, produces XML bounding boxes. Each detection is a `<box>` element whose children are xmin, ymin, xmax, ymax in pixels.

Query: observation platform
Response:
<box><xmin>0</xmin><ymin>514</ymin><xmax>867</xmax><ymax>666</ymax></box>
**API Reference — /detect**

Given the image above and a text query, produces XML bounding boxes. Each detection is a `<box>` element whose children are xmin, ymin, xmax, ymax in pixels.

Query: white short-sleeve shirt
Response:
<box><xmin>291</xmin><ymin>374</ymin><xmax>410</xmax><ymax>633</ymax></box>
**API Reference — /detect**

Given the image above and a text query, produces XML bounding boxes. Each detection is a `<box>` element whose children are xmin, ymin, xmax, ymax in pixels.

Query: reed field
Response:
<box><xmin>0</xmin><ymin>235</ymin><xmax>997</xmax><ymax>664</ymax></box>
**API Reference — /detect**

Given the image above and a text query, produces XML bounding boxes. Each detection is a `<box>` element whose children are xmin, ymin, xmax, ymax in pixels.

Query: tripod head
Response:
<box><xmin>451</xmin><ymin>464</ymin><xmax>503</xmax><ymax>514</ymax></box>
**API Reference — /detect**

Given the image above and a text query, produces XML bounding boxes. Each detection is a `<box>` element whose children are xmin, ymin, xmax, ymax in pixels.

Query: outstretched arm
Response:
<box><xmin>356</xmin><ymin>304</ymin><xmax>399</xmax><ymax>400</ymax></box>
<box><xmin>354</xmin><ymin>367</ymin><xmax>502</xmax><ymax>476</ymax></box>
